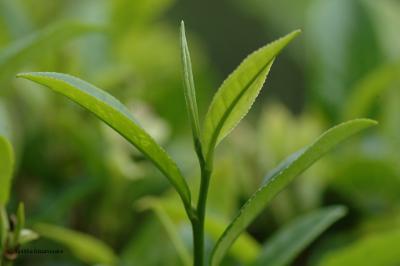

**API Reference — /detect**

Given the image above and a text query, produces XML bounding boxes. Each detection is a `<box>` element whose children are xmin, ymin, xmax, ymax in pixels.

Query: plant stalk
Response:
<box><xmin>192</xmin><ymin>139</ymin><xmax>212</xmax><ymax>266</ymax></box>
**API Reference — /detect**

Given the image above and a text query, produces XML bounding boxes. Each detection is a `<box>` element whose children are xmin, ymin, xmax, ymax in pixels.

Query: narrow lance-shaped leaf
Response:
<box><xmin>202</xmin><ymin>30</ymin><xmax>301</xmax><ymax>163</ymax></box>
<box><xmin>210</xmin><ymin>119</ymin><xmax>377</xmax><ymax>266</ymax></box>
<box><xmin>252</xmin><ymin>206</ymin><xmax>347</xmax><ymax>266</ymax></box>
<box><xmin>17</xmin><ymin>72</ymin><xmax>192</xmax><ymax>210</ymax></box>
<box><xmin>0</xmin><ymin>21</ymin><xmax>102</xmax><ymax>85</ymax></box>
<box><xmin>180</xmin><ymin>21</ymin><xmax>201</xmax><ymax>146</ymax></box>
<box><xmin>34</xmin><ymin>223</ymin><xmax>117</xmax><ymax>265</ymax></box>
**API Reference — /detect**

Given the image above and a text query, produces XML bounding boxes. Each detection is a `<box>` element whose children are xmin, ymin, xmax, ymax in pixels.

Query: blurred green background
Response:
<box><xmin>1</xmin><ymin>0</ymin><xmax>400</xmax><ymax>265</ymax></box>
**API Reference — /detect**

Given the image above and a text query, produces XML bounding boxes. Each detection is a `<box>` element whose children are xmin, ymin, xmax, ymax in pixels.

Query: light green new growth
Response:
<box><xmin>180</xmin><ymin>21</ymin><xmax>201</xmax><ymax>147</ymax></box>
<box><xmin>202</xmin><ymin>30</ymin><xmax>301</xmax><ymax>165</ymax></box>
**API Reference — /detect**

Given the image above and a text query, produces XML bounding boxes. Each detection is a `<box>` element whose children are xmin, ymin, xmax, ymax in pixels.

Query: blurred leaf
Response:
<box><xmin>180</xmin><ymin>21</ymin><xmax>201</xmax><ymax>145</ymax></box>
<box><xmin>252</xmin><ymin>206</ymin><xmax>346</xmax><ymax>266</ymax></box>
<box><xmin>0</xmin><ymin>208</ymin><xmax>8</xmax><ymax>249</ymax></box>
<box><xmin>120</xmin><ymin>218</ymin><xmax>183</xmax><ymax>266</ymax></box>
<box><xmin>17</xmin><ymin>72</ymin><xmax>192</xmax><ymax>210</ymax></box>
<box><xmin>18</xmin><ymin>229</ymin><xmax>39</xmax><ymax>245</ymax></box>
<box><xmin>0</xmin><ymin>0</ymin><xmax>33</xmax><ymax>38</ymax></box>
<box><xmin>34</xmin><ymin>223</ymin><xmax>117</xmax><ymax>265</ymax></box>
<box><xmin>111</xmin><ymin>0</ymin><xmax>174</xmax><ymax>31</ymax></box>
<box><xmin>202</xmin><ymin>30</ymin><xmax>300</xmax><ymax>162</ymax></box>
<box><xmin>343</xmin><ymin>63</ymin><xmax>400</xmax><ymax>119</ymax></box>
<box><xmin>139</xmin><ymin>197</ymin><xmax>261</xmax><ymax>264</ymax></box>
<box><xmin>0</xmin><ymin>20</ymin><xmax>101</xmax><ymax>85</ymax></box>
<box><xmin>306</xmin><ymin>0</ymin><xmax>382</xmax><ymax>118</ymax></box>
<box><xmin>362</xmin><ymin>0</ymin><xmax>400</xmax><ymax>59</ymax></box>
<box><xmin>331</xmin><ymin>157</ymin><xmax>400</xmax><ymax>214</ymax></box>
<box><xmin>318</xmin><ymin>229</ymin><xmax>400</xmax><ymax>266</ymax></box>
<box><xmin>139</xmin><ymin>199</ymin><xmax>191</xmax><ymax>266</ymax></box>
<box><xmin>210</xmin><ymin>119</ymin><xmax>377</xmax><ymax>266</ymax></box>
<box><xmin>14</xmin><ymin>202</ymin><xmax>25</xmax><ymax>245</ymax></box>
<box><xmin>0</xmin><ymin>105</ymin><xmax>14</xmax><ymax>205</ymax></box>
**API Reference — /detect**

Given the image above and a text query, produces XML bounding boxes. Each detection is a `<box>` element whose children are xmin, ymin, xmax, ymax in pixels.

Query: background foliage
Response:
<box><xmin>0</xmin><ymin>0</ymin><xmax>399</xmax><ymax>265</ymax></box>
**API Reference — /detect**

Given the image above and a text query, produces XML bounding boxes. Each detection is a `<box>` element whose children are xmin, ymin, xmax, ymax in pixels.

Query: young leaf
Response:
<box><xmin>319</xmin><ymin>229</ymin><xmax>400</xmax><ymax>266</ymax></box>
<box><xmin>210</xmin><ymin>119</ymin><xmax>377</xmax><ymax>266</ymax></box>
<box><xmin>0</xmin><ymin>21</ymin><xmax>101</xmax><ymax>84</ymax></box>
<box><xmin>17</xmin><ymin>72</ymin><xmax>192</xmax><ymax>210</ymax></box>
<box><xmin>34</xmin><ymin>223</ymin><xmax>117</xmax><ymax>265</ymax></box>
<box><xmin>252</xmin><ymin>206</ymin><xmax>347</xmax><ymax>266</ymax></box>
<box><xmin>180</xmin><ymin>21</ymin><xmax>201</xmax><ymax>145</ymax></box>
<box><xmin>202</xmin><ymin>30</ymin><xmax>301</xmax><ymax>163</ymax></box>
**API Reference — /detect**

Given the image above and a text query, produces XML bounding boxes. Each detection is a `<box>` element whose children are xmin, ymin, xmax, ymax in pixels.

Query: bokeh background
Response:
<box><xmin>1</xmin><ymin>0</ymin><xmax>400</xmax><ymax>265</ymax></box>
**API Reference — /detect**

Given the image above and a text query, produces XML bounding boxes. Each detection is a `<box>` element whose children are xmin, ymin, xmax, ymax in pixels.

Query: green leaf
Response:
<box><xmin>210</xmin><ymin>119</ymin><xmax>377</xmax><ymax>266</ymax></box>
<box><xmin>17</xmin><ymin>72</ymin><xmax>192</xmax><ymax>210</ymax></box>
<box><xmin>202</xmin><ymin>30</ymin><xmax>301</xmax><ymax>163</ymax></box>
<box><xmin>252</xmin><ymin>206</ymin><xmax>347</xmax><ymax>266</ymax></box>
<box><xmin>34</xmin><ymin>223</ymin><xmax>117</xmax><ymax>265</ymax></box>
<box><xmin>18</xmin><ymin>229</ymin><xmax>39</xmax><ymax>245</ymax></box>
<box><xmin>0</xmin><ymin>20</ymin><xmax>101</xmax><ymax>85</ymax></box>
<box><xmin>0</xmin><ymin>104</ymin><xmax>14</xmax><ymax>205</ymax></box>
<box><xmin>180</xmin><ymin>21</ymin><xmax>201</xmax><ymax>145</ymax></box>
<box><xmin>318</xmin><ymin>229</ymin><xmax>400</xmax><ymax>266</ymax></box>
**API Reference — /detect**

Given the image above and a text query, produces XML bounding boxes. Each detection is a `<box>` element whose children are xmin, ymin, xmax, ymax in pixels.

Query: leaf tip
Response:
<box><xmin>331</xmin><ymin>205</ymin><xmax>348</xmax><ymax>217</ymax></box>
<box><xmin>355</xmin><ymin>118</ymin><xmax>379</xmax><ymax>127</ymax></box>
<box><xmin>286</xmin><ymin>29</ymin><xmax>302</xmax><ymax>42</ymax></box>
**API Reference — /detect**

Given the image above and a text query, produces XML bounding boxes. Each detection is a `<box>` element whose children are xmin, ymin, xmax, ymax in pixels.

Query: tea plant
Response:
<box><xmin>17</xmin><ymin>22</ymin><xmax>377</xmax><ymax>266</ymax></box>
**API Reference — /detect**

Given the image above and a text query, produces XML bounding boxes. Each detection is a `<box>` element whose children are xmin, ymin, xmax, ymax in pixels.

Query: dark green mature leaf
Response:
<box><xmin>202</xmin><ymin>30</ymin><xmax>301</xmax><ymax>163</ymax></box>
<box><xmin>252</xmin><ymin>206</ymin><xmax>347</xmax><ymax>266</ymax></box>
<box><xmin>180</xmin><ymin>21</ymin><xmax>201</xmax><ymax>144</ymax></box>
<box><xmin>34</xmin><ymin>223</ymin><xmax>117</xmax><ymax>265</ymax></box>
<box><xmin>319</xmin><ymin>229</ymin><xmax>400</xmax><ymax>266</ymax></box>
<box><xmin>17</xmin><ymin>72</ymin><xmax>192</xmax><ymax>209</ymax></box>
<box><xmin>210</xmin><ymin>119</ymin><xmax>377</xmax><ymax>266</ymax></box>
<box><xmin>0</xmin><ymin>21</ymin><xmax>101</xmax><ymax>85</ymax></box>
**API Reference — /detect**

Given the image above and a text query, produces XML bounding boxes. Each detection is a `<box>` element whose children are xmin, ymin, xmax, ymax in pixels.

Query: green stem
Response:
<box><xmin>192</xmin><ymin>166</ymin><xmax>211</xmax><ymax>266</ymax></box>
<box><xmin>192</xmin><ymin>139</ymin><xmax>212</xmax><ymax>266</ymax></box>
